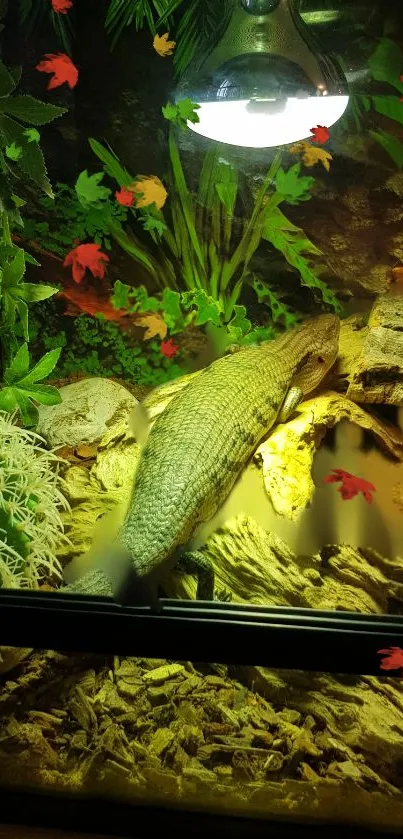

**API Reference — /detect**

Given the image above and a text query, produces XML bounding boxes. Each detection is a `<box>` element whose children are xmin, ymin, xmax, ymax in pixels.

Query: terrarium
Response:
<box><xmin>0</xmin><ymin>0</ymin><xmax>403</xmax><ymax>835</ymax></box>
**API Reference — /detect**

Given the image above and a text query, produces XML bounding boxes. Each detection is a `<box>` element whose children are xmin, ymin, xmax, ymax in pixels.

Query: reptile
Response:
<box><xmin>64</xmin><ymin>313</ymin><xmax>340</xmax><ymax>604</ymax></box>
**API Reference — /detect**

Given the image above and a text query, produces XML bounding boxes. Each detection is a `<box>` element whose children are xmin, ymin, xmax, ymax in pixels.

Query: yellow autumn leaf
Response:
<box><xmin>130</xmin><ymin>175</ymin><xmax>168</xmax><ymax>210</ymax></box>
<box><xmin>136</xmin><ymin>312</ymin><xmax>168</xmax><ymax>340</ymax></box>
<box><xmin>153</xmin><ymin>32</ymin><xmax>176</xmax><ymax>57</ymax></box>
<box><xmin>290</xmin><ymin>140</ymin><xmax>333</xmax><ymax>172</ymax></box>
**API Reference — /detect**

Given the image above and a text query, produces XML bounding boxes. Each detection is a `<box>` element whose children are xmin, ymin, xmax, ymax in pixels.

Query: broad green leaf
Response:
<box><xmin>162</xmin><ymin>98</ymin><xmax>200</xmax><ymax>130</ymax></box>
<box><xmin>275</xmin><ymin>163</ymin><xmax>315</xmax><ymax>204</ymax></box>
<box><xmin>0</xmin><ymin>386</ymin><xmax>19</xmax><ymax>413</ymax></box>
<box><xmin>4</xmin><ymin>342</ymin><xmax>29</xmax><ymax>384</ymax></box>
<box><xmin>75</xmin><ymin>169</ymin><xmax>112</xmax><ymax>209</ymax></box>
<box><xmin>215</xmin><ymin>177</ymin><xmax>237</xmax><ymax>216</ymax></box>
<box><xmin>1</xmin><ymin>94</ymin><xmax>66</xmax><ymax>124</ymax></box>
<box><xmin>1</xmin><ymin>387</ymin><xmax>38</xmax><ymax>427</ymax></box>
<box><xmin>240</xmin><ymin>325</ymin><xmax>277</xmax><ymax>345</ymax></box>
<box><xmin>17</xmin><ymin>347</ymin><xmax>62</xmax><ymax>387</ymax></box>
<box><xmin>16</xmin><ymin>392</ymin><xmax>39</xmax><ymax>427</ymax></box>
<box><xmin>263</xmin><ymin>210</ymin><xmax>341</xmax><ymax>312</ymax></box>
<box><xmin>177</xmin><ymin>98</ymin><xmax>200</xmax><ymax>124</ymax></box>
<box><xmin>15</xmin><ymin>282</ymin><xmax>58</xmax><ymax>303</ymax></box>
<box><xmin>370</xmin><ymin>129</ymin><xmax>403</xmax><ymax>168</ymax></box>
<box><xmin>371</xmin><ymin>95</ymin><xmax>403</xmax><ymax>126</ymax></box>
<box><xmin>161</xmin><ymin>288</ymin><xmax>183</xmax><ymax>330</ymax></box>
<box><xmin>2</xmin><ymin>247</ymin><xmax>25</xmax><ymax>287</ymax></box>
<box><xmin>227</xmin><ymin>305</ymin><xmax>251</xmax><ymax>340</ymax></box>
<box><xmin>182</xmin><ymin>289</ymin><xmax>223</xmax><ymax>326</ymax></box>
<box><xmin>8</xmin><ymin>66</ymin><xmax>22</xmax><ymax>88</ymax></box>
<box><xmin>0</xmin><ymin>59</ymin><xmax>17</xmax><ymax>98</ymax></box>
<box><xmin>127</xmin><ymin>285</ymin><xmax>160</xmax><ymax>312</ymax></box>
<box><xmin>18</xmin><ymin>382</ymin><xmax>62</xmax><ymax>406</ymax></box>
<box><xmin>368</xmin><ymin>38</ymin><xmax>403</xmax><ymax>93</ymax></box>
<box><xmin>22</xmin><ymin>250</ymin><xmax>41</xmax><ymax>267</ymax></box>
<box><xmin>251</xmin><ymin>276</ymin><xmax>298</xmax><ymax>328</ymax></box>
<box><xmin>161</xmin><ymin>102</ymin><xmax>177</xmax><ymax>122</ymax></box>
<box><xmin>111</xmin><ymin>279</ymin><xmax>131</xmax><ymax>310</ymax></box>
<box><xmin>264</xmin><ymin>206</ymin><xmax>300</xmax><ymax>232</ymax></box>
<box><xmin>0</xmin><ymin>114</ymin><xmax>53</xmax><ymax>195</ymax></box>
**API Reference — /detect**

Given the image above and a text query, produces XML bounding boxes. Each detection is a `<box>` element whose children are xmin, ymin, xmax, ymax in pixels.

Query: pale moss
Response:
<box><xmin>0</xmin><ymin>411</ymin><xmax>71</xmax><ymax>588</ymax></box>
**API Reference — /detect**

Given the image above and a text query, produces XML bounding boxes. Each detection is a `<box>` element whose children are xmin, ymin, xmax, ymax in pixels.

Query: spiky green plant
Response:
<box><xmin>87</xmin><ymin>129</ymin><xmax>340</xmax><ymax>331</ymax></box>
<box><xmin>0</xmin><ymin>411</ymin><xmax>70</xmax><ymax>588</ymax></box>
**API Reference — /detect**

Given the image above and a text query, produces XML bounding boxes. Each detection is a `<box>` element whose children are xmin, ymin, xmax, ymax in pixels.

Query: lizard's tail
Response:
<box><xmin>62</xmin><ymin>542</ymin><xmax>160</xmax><ymax>608</ymax></box>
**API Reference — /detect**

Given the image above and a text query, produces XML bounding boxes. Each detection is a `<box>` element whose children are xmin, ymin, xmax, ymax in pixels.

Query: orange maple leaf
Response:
<box><xmin>153</xmin><ymin>32</ymin><xmax>176</xmax><ymax>57</ymax></box>
<box><xmin>130</xmin><ymin>175</ymin><xmax>168</xmax><ymax>209</ymax></box>
<box><xmin>63</xmin><ymin>243</ymin><xmax>109</xmax><ymax>284</ymax></box>
<box><xmin>51</xmin><ymin>0</ymin><xmax>73</xmax><ymax>12</ymax></box>
<box><xmin>290</xmin><ymin>141</ymin><xmax>333</xmax><ymax>171</ymax></box>
<box><xmin>36</xmin><ymin>52</ymin><xmax>78</xmax><ymax>89</ymax></box>
<box><xmin>161</xmin><ymin>338</ymin><xmax>179</xmax><ymax>358</ymax></box>
<box><xmin>309</xmin><ymin>125</ymin><xmax>329</xmax><ymax>144</ymax></box>
<box><xmin>116</xmin><ymin>187</ymin><xmax>135</xmax><ymax>207</ymax></box>
<box><xmin>136</xmin><ymin>312</ymin><xmax>168</xmax><ymax>340</ymax></box>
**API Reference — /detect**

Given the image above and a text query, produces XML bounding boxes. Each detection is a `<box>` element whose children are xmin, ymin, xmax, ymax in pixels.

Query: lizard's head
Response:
<box><xmin>291</xmin><ymin>313</ymin><xmax>340</xmax><ymax>395</ymax></box>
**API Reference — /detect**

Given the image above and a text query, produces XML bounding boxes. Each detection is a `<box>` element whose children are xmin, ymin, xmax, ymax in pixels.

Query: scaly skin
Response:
<box><xmin>64</xmin><ymin>314</ymin><xmax>339</xmax><ymax>601</ymax></box>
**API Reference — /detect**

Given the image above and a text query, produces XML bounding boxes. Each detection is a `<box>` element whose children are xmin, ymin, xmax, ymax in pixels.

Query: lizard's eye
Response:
<box><xmin>317</xmin><ymin>356</ymin><xmax>325</xmax><ymax>364</ymax></box>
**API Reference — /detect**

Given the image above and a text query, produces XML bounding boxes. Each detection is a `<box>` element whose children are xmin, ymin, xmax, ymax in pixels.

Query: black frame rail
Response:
<box><xmin>1</xmin><ymin>590</ymin><xmax>403</xmax><ymax>677</ymax></box>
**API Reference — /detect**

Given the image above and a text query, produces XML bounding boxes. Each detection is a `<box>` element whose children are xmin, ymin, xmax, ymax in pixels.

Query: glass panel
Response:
<box><xmin>1</xmin><ymin>0</ymin><xmax>403</xmax><ymax>623</ymax></box>
<box><xmin>0</xmin><ymin>647</ymin><xmax>403</xmax><ymax>832</ymax></box>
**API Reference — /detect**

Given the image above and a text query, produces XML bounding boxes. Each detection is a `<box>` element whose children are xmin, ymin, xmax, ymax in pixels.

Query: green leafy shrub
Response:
<box><xmin>0</xmin><ymin>55</ymin><xmax>66</xmax><ymax>424</ymax></box>
<box><xmin>29</xmin><ymin>305</ymin><xmax>185</xmax><ymax>388</ymax></box>
<box><xmin>22</xmin><ymin>181</ymin><xmax>129</xmax><ymax>257</ymax></box>
<box><xmin>87</xmin><ymin>129</ymin><xmax>340</xmax><ymax>332</ymax></box>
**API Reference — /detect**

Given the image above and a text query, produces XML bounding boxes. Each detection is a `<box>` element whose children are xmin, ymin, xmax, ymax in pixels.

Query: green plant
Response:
<box><xmin>104</xmin><ymin>0</ymin><xmax>232</xmax><ymax>77</ymax></box>
<box><xmin>0</xmin><ymin>56</ymin><xmax>66</xmax><ymax>424</ymax></box>
<box><xmin>338</xmin><ymin>31</ymin><xmax>403</xmax><ymax>168</ymax></box>
<box><xmin>21</xmin><ymin>181</ymin><xmax>129</xmax><ymax>257</ymax></box>
<box><xmin>17</xmin><ymin>0</ymin><xmax>73</xmax><ymax>53</ymax></box>
<box><xmin>87</xmin><ymin>128</ymin><xmax>340</xmax><ymax>337</ymax></box>
<box><xmin>111</xmin><ymin>280</ymin><xmax>279</xmax><ymax>347</ymax></box>
<box><xmin>31</xmin><ymin>308</ymin><xmax>185</xmax><ymax>387</ymax></box>
<box><xmin>0</xmin><ymin>410</ymin><xmax>70</xmax><ymax>589</ymax></box>
<box><xmin>0</xmin><ymin>342</ymin><xmax>61</xmax><ymax>426</ymax></box>
<box><xmin>0</xmin><ymin>57</ymin><xmax>66</xmax><ymax>196</ymax></box>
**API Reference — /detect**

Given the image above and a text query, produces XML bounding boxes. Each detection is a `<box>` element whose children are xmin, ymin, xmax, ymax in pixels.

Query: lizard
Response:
<box><xmin>63</xmin><ymin>313</ymin><xmax>340</xmax><ymax>604</ymax></box>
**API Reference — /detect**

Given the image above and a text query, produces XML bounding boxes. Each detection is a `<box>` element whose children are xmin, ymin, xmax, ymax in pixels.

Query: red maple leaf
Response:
<box><xmin>323</xmin><ymin>469</ymin><xmax>376</xmax><ymax>504</ymax></box>
<box><xmin>161</xmin><ymin>338</ymin><xmax>179</xmax><ymax>358</ymax></box>
<box><xmin>63</xmin><ymin>243</ymin><xmax>109</xmax><ymax>284</ymax></box>
<box><xmin>310</xmin><ymin>125</ymin><xmax>330</xmax><ymax>144</ymax></box>
<box><xmin>116</xmin><ymin>187</ymin><xmax>135</xmax><ymax>207</ymax></box>
<box><xmin>36</xmin><ymin>53</ymin><xmax>78</xmax><ymax>90</ymax></box>
<box><xmin>51</xmin><ymin>0</ymin><xmax>73</xmax><ymax>12</ymax></box>
<box><xmin>378</xmin><ymin>647</ymin><xmax>403</xmax><ymax>672</ymax></box>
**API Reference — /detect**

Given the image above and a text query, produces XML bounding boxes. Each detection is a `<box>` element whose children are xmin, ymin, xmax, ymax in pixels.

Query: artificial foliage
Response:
<box><xmin>0</xmin><ymin>410</ymin><xmax>69</xmax><ymax>589</ymax></box>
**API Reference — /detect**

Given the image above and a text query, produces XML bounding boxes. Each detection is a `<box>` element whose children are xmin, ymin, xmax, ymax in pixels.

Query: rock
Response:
<box><xmin>347</xmin><ymin>279</ymin><xmax>403</xmax><ymax>404</ymax></box>
<box><xmin>37</xmin><ymin>377</ymin><xmax>138</xmax><ymax>448</ymax></box>
<box><xmin>142</xmin><ymin>664</ymin><xmax>185</xmax><ymax>684</ymax></box>
<box><xmin>0</xmin><ymin>647</ymin><xmax>33</xmax><ymax>675</ymax></box>
<box><xmin>166</xmin><ymin>515</ymin><xmax>403</xmax><ymax>614</ymax></box>
<box><xmin>256</xmin><ymin>390</ymin><xmax>403</xmax><ymax>520</ymax></box>
<box><xmin>149</xmin><ymin>727</ymin><xmax>175</xmax><ymax>757</ymax></box>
